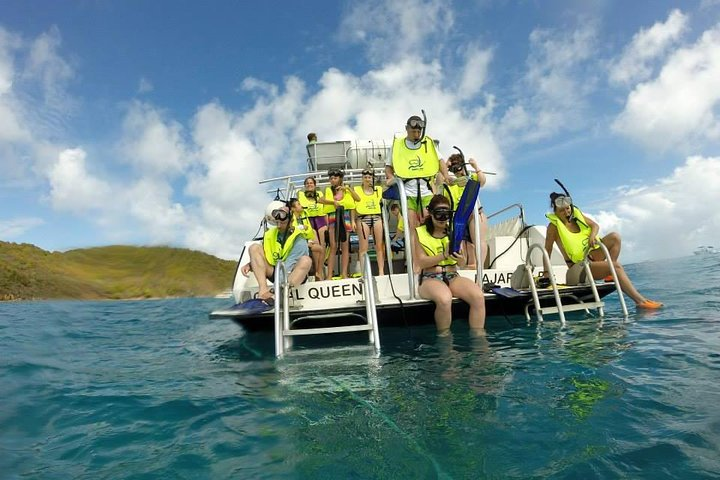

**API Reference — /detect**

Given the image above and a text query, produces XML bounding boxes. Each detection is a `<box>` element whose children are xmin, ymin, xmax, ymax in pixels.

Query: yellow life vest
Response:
<box><xmin>298</xmin><ymin>191</ymin><xmax>326</xmax><ymax>218</ymax></box>
<box><xmin>353</xmin><ymin>186</ymin><xmax>383</xmax><ymax>215</ymax></box>
<box><xmin>546</xmin><ymin>207</ymin><xmax>599</xmax><ymax>263</ymax></box>
<box><xmin>444</xmin><ymin>173</ymin><xmax>478</xmax><ymax>211</ymax></box>
<box><xmin>415</xmin><ymin>225</ymin><xmax>456</xmax><ymax>266</ymax></box>
<box><xmin>292</xmin><ymin>214</ymin><xmax>315</xmax><ymax>241</ymax></box>
<box><xmin>324</xmin><ymin>186</ymin><xmax>356</xmax><ymax>212</ymax></box>
<box><xmin>391</xmin><ymin>135</ymin><xmax>440</xmax><ymax>179</ymax></box>
<box><xmin>262</xmin><ymin>226</ymin><xmax>305</xmax><ymax>266</ymax></box>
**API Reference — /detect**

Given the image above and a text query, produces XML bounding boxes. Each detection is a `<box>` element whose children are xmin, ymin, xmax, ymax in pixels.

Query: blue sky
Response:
<box><xmin>2</xmin><ymin>0</ymin><xmax>720</xmax><ymax>262</ymax></box>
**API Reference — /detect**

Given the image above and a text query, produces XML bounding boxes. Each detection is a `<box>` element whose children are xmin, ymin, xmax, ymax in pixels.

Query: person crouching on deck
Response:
<box><xmin>414</xmin><ymin>195</ymin><xmax>486</xmax><ymax>336</ymax></box>
<box><xmin>543</xmin><ymin>192</ymin><xmax>663</xmax><ymax>310</ymax></box>
<box><xmin>241</xmin><ymin>201</ymin><xmax>312</xmax><ymax>302</ymax></box>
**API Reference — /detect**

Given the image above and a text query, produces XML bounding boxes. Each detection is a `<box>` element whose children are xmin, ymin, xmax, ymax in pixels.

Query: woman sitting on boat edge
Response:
<box><xmin>543</xmin><ymin>192</ymin><xmax>663</xmax><ymax>310</ymax></box>
<box><xmin>414</xmin><ymin>195</ymin><xmax>486</xmax><ymax>336</ymax></box>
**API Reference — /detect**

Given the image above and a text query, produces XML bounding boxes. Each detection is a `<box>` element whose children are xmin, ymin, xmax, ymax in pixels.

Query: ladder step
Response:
<box><xmin>539</xmin><ymin>302</ymin><xmax>604</xmax><ymax>315</ymax></box>
<box><xmin>283</xmin><ymin>324</ymin><xmax>374</xmax><ymax>336</ymax></box>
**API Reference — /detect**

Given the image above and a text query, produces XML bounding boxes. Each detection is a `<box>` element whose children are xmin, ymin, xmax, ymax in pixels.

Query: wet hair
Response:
<box><xmin>288</xmin><ymin>197</ymin><xmax>300</xmax><ymax>209</ymax></box>
<box><xmin>304</xmin><ymin>176</ymin><xmax>316</xmax><ymax>187</ymax></box>
<box><xmin>423</xmin><ymin>194</ymin><xmax>451</xmax><ymax>232</ymax></box>
<box><xmin>447</xmin><ymin>153</ymin><xmax>463</xmax><ymax>165</ymax></box>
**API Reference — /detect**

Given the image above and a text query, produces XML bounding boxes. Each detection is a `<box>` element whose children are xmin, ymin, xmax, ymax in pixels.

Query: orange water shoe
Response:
<box><xmin>636</xmin><ymin>300</ymin><xmax>663</xmax><ymax>309</ymax></box>
<box><xmin>603</xmin><ymin>275</ymin><xmax>614</xmax><ymax>282</ymax></box>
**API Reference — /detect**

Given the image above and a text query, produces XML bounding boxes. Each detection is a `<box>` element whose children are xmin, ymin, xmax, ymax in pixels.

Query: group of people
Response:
<box><xmin>240</xmin><ymin>114</ymin><xmax>662</xmax><ymax>336</ymax></box>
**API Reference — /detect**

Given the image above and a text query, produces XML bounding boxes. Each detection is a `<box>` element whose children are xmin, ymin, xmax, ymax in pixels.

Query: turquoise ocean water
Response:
<box><xmin>1</xmin><ymin>255</ymin><xmax>719</xmax><ymax>479</ymax></box>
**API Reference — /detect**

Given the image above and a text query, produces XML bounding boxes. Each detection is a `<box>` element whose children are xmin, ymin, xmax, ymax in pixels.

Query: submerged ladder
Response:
<box><xmin>273</xmin><ymin>254</ymin><xmax>381</xmax><ymax>358</ymax></box>
<box><xmin>522</xmin><ymin>242</ymin><xmax>628</xmax><ymax>326</ymax></box>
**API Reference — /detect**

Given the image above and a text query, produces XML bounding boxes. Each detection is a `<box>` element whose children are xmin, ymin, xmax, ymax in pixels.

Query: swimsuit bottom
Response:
<box><xmin>419</xmin><ymin>270</ymin><xmax>459</xmax><ymax>286</ymax></box>
<box><xmin>309</xmin><ymin>216</ymin><xmax>327</xmax><ymax>231</ymax></box>
<box><xmin>327</xmin><ymin>211</ymin><xmax>353</xmax><ymax>235</ymax></box>
<box><xmin>359</xmin><ymin>214</ymin><xmax>382</xmax><ymax>228</ymax></box>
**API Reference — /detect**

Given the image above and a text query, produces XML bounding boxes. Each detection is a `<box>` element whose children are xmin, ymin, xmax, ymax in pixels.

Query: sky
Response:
<box><xmin>1</xmin><ymin>0</ymin><xmax>720</xmax><ymax>263</ymax></box>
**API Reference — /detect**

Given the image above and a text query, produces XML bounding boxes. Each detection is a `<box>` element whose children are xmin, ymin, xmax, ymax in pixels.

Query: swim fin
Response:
<box><xmin>450</xmin><ymin>178</ymin><xmax>480</xmax><ymax>254</ymax></box>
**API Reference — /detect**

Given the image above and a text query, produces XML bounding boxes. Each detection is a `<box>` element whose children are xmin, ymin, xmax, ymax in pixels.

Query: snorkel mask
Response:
<box><xmin>430</xmin><ymin>207</ymin><xmax>452</xmax><ymax>222</ymax></box>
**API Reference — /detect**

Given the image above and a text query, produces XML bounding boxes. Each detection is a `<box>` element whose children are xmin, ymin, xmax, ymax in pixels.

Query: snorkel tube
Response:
<box><xmin>414</xmin><ymin>109</ymin><xmax>427</xmax><ymax>146</ymax></box>
<box><xmin>452</xmin><ymin>145</ymin><xmax>469</xmax><ymax>177</ymax></box>
<box><xmin>554</xmin><ymin>178</ymin><xmax>580</xmax><ymax>223</ymax></box>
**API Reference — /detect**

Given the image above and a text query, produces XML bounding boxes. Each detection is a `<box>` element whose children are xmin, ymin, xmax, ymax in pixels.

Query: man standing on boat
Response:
<box><xmin>241</xmin><ymin>201</ymin><xmax>312</xmax><ymax>302</ymax></box>
<box><xmin>384</xmin><ymin>114</ymin><xmax>451</xmax><ymax>231</ymax></box>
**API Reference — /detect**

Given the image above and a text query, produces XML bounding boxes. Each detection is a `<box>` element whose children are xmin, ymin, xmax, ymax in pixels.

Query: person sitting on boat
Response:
<box><xmin>389</xmin><ymin>203</ymin><xmax>405</xmax><ymax>251</ymax></box>
<box><xmin>384</xmin><ymin>114</ymin><xmax>451</xmax><ymax>233</ymax></box>
<box><xmin>298</xmin><ymin>176</ymin><xmax>328</xmax><ymax>279</ymax></box>
<box><xmin>444</xmin><ymin>154</ymin><xmax>488</xmax><ymax>269</ymax></box>
<box><xmin>318</xmin><ymin>169</ymin><xmax>356</xmax><ymax>279</ymax></box>
<box><xmin>543</xmin><ymin>192</ymin><xmax>663</xmax><ymax>310</ymax></box>
<box><xmin>240</xmin><ymin>201</ymin><xmax>312</xmax><ymax>302</ymax></box>
<box><xmin>415</xmin><ymin>195</ymin><xmax>486</xmax><ymax>336</ymax></box>
<box><xmin>350</xmin><ymin>169</ymin><xmax>386</xmax><ymax>275</ymax></box>
<box><xmin>288</xmin><ymin>197</ymin><xmax>326</xmax><ymax>281</ymax></box>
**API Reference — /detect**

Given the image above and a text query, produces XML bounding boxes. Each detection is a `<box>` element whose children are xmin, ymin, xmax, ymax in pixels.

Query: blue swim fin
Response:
<box><xmin>450</xmin><ymin>178</ymin><xmax>480</xmax><ymax>254</ymax></box>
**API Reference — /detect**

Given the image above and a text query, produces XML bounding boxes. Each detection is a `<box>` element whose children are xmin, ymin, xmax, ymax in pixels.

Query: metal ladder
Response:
<box><xmin>522</xmin><ymin>242</ymin><xmax>628</xmax><ymax>326</ymax></box>
<box><xmin>273</xmin><ymin>254</ymin><xmax>381</xmax><ymax>358</ymax></box>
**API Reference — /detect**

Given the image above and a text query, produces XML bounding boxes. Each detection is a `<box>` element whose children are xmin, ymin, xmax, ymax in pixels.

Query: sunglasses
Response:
<box><xmin>554</xmin><ymin>196</ymin><xmax>572</xmax><ymax>208</ymax></box>
<box><xmin>362</xmin><ymin>170</ymin><xmax>373</xmax><ymax>177</ymax></box>
<box><xmin>407</xmin><ymin>119</ymin><xmax>425</xmax><ymax>129</ymax></box>
<box><xmin>431</xmin><ymin>208</ymin><xmax>451</xmax><ymax>221</ymax></box>
<box><xmin>271</xmin><ymin>209</ymin><xmax>289</xmax><ymax>221</ymax></box>
<box><xmin>328</xmin><ymin>170</ymin><xmax>343</xmax><ymax>177</ymax></box>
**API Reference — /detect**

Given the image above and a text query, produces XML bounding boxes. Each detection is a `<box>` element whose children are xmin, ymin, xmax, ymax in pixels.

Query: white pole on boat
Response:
<box><xmin>396</xmin><ymin>180</ymin><xmax>417</xmax><ymax>299</ymax></box>
<box><xmin>381</xmin><ymin>201</ymin><xmax>394</xmax><ymax>275</ymax></box>
<box><xmin>473</xmin><ymin>194</ymin><xmax>483</xmax><ymax>288</ymax></box>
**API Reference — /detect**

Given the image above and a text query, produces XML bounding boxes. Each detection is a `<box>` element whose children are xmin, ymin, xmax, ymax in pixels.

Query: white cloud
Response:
<box><xmin>592</xmin><ymin>155</ymin><xmax>720</xmax><ymax>262</ymax></box>
<box><xmin>613</xmin><ymin>23</ymin><xmax>720</xmax><ymax>151</ymax></box>
<box><xmin>338</xmin><ymin>0</ymin><xmax>453</xmax><ymax>63</ymax></box>
<box><xmin>609</xmin><ymin>9</ymin><xmax>688</xmax><ymax>86</ymax></box>
<box><xmin>138</xmin><ymin>76</ymin><xmax>153</xmax><ymax>94</ymax></box>
<box><xmin>119</xmin><ymin>101</ymin><xmax>190</xmax><ymax>176</ymax></box>
<box><xmin>457</xmin><ymin>45</ymin><xmax>493</xmax><ymax>100</ymax></box>
<box><xmin>498</xmin><ymin>23</ymin><xmax>598</xmax><ymax>144</ymax></box>
<box><xmin>0</xmin><ymin>217</ymin><xmax>44</xmax><ymax>239</ymax></box>
<box><xmin>47</xmin><ymin>148</ymin><xmax>112</xmax><ymax>213</ymax></box>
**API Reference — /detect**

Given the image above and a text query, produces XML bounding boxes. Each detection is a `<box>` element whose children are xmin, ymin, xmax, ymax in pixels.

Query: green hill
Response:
<box><xmin>0</xmin><ymin>242</ymin><xmax>237</xmax><ymax>301</ymax></box>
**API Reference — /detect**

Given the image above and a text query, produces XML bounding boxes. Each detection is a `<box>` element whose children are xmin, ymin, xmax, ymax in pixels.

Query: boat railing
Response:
<box><xmin>273</xmin><ymin>255</ymin><xmax>381</xmax><ymax>358</ymax></box>
<box><xmin>522</xmin><ymin>244</ymin><xmax>603</xmax><ymax>326</ymax></box>
<box><xmin>522</xmin><ymin>239</ymin><xmax>628</xmax><ymax>325</ymax></box>
<box><xmin>307</xmin><ymin>140</ymin><xmax>391</xmax><ymax>172</ymax></box>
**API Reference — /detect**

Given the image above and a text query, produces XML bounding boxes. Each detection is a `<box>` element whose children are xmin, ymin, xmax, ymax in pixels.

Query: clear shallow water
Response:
<box><xmin>1</xmin><ymin>256</ymin><xmax>719</xmax><ymax>479</ymax></box>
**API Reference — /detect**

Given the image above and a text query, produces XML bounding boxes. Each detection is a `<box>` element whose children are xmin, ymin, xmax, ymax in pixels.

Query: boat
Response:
<box><xmin>210</xmin><ymin>136</ymin><xmax>621</xmax><ymax>354</ymax></box>
<box><xmin>694</xmin><ymin>246</ymin><xmax>718</xmax><ymax>255</ymax></box>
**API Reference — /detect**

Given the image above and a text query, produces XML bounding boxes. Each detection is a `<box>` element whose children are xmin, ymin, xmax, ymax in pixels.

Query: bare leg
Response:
<box><xmin>357</xmin><ymin>219</ymin><xmax>370</xmax><ymax>273</ymax></box>
<box><xmin>340</xmin><ymin>239</ymin><xmax>350</xmax><ymax>278</ymax></box>
<box><xmin>419</xmin><ymin>278</ymin><xmax>453</xmax><ymax>334</ymax></box>
<box><xmin>327</xmin><ymin>224</ymin><xmax>337</xmax><ymax>278</ymax></box>
<box><xmin>248</xmin><ymin>243</ymin><xmax>274</xmax><ymax>300</ymax></box>
<box><xmin>450</xmin><ymin>276</ymin><xmax>486</xmax><ymax>331</ymax></box>
<box><xmin>288</xmin><ymin>256</ymin><xmax>312</xmax><ymax>287</ymax></box>
<box><xmin>589</xmin><ymin>260</ymin><xmax>648</xmax><ymax>305</ymax></box>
